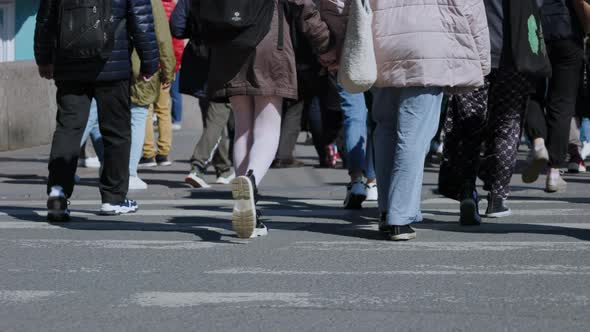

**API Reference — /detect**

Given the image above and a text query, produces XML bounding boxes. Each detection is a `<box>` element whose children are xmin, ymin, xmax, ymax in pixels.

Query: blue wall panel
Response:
<box><xmin>15</xmin><ymin>0</ymin><xmax>39</xmax><ymax>60</ymax></box>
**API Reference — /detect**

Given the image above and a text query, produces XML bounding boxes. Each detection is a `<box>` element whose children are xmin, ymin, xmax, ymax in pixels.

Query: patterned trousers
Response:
<box><xmin>439</xmin><ymin>68</ymin><xmax>531</xmax><ymax>200</ymax></box>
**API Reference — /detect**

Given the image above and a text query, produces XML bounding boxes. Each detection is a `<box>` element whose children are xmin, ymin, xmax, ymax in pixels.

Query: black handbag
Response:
<box><xmin>509</xmin><ymin>0</ymin><xmax>552</xmax><ymax>79</ymax></box>
<box><xmin>179</xmin><ymin>41</ymin><xmax>209</xmax><ymax>98</ymax></box>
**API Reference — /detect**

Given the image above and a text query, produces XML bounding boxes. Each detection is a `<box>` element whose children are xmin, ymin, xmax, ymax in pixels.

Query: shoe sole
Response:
<box><xmin>215</xmin><ymin>178</ymin><xmax>234</xmax><ymax>185</ymax></box>
<box><xmin>157</xmin><ymin>162</ymin><xmax>173</xmax><ymax>167</ymax></box>
<box><xmin>138</xmin><ymin>163</ymin><xmax>157</xmax><ymax>168</ymax></box>
<box><xmin>344</xmin><ymin>194</ymin><xmax>366</xmax><ymax>210</ymax></box>
<box><xmin>98</xmin><ymin>207</ymin><xmax>139</xmax><ymax>216</ymax></box>
<box><xmin>388</xmin><ymin>232</ymin><xmax>417</xmax><ymax>241</ymax></box>
<box><xmin>522</xmin><ymin>156</ymin><xmax>548</xmax><ymax>184</ymax></box>
<box><xmin>485</xmin><ymin>210</ymin><xmax>512</xmax><ymax>218</ymax></box>
<box><xmin>185</xmin><ymin>176</ymin><xmax>211</xmax><ymax>189</ymax></box>
<box><xmin>545</xmin><ymin>185</ymin><xmax>566</xmax><ymax>193</ymax></box>
<box><xmin>231</xmin><ymin>177</ymin><xmax>256</xmax><ymax>239</ymax></box>
<box><xmin>47</xmin><ymin>211</ymin><xmax>70</xmax><ymax>222</ymax></box>
<box><xmin>459</xmin><ymin>199</ymin><xmax>481</xmax><ymax>226</ymax></box>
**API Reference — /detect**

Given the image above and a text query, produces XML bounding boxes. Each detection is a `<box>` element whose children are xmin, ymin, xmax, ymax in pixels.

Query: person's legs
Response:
<box><xmin>387</xmin><ymin>87</ymin><xmax>443</xmax><ymax>226</ymax></box>
<box><xmin>212</xmin><ymin>126</ymin><xmax>233</xmax><ymax>176</ymax></box>
<box><xmin>275</xmin><ymin>100</ymin><xmax>304</xmax><ymax>162</ymax></box>
<box><xmin>545</xmin><ymin>39</ymin><xmax>584</xmax><ymax>168</ymax></box>
<box><xmin>567</xmin><ymin>116</ymin><xmax>586</xmax><ymax>172</ymax></box>
<box><xmin>143</xmin><ymin>106</ymin><xmax>156</xmax><ymax>159</ymax></box>
<box><xmin>247</xmin><ymin>96</ymin><xmax>283</xmax><ymax>184</ymax></box>
<box><xmin>439</xmin><ymin>82</ymin><xmax>490</xmax><ymax>200</ymax></box>
<box><xmin>230</xmin><ymin>96</ymin><xmax>256</xmax><ymax>177</ymax></box>
<box><xmin>154</xmin><ymin>85</ymin><xmax>173</xmax><ymax>158</ymax></box>
<box><xmin>171</xmin><ymin>74</ymin><xmax>183</xmax><ymax>125</ymax></box>
<box><xmin>94</xmin><ymin>80</ymin><xmax>132</xmax><ymax>205</ymax></box>
<box><xmin>80</xmin><ymin>99</ymin><xmax>104</xmax><ymax>162</ymax></box>
<box><xmin>48</xmin><ymin>81</ymin><xmax>93</xmax><ymax>199</ymax></box>
<box><xmin>128</xmin><ymin>103</ymin><xmax>149</xmax><ymax>178</ymax></box>
<box><xmin>480</xmin><ymin>69</ymin><xmax>531</xmax><ymax>206</ymax></box>
<box><xmin>190</xmin><ymin>101</ymin><xmax>233</xmax><ymax>171</ymax></box>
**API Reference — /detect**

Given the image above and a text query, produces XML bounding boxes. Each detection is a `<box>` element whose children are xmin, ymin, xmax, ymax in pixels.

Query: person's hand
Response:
<box><xmin>161</xmin><ymin>81</ymin><xmax>171</xmax><ymax>89</ymax></box>
<box><xmin>140</xmin><ymin>73</ymin><xmax>153</xmax><ymax>82</ymax></box>
<box><xmin>319</xmin><ymin>48</ymin><xmax>338</xmax><ymax>68</ymax></box>
<box><xmin>38</xmin><ymin>64</ymin><xmax>54</xmax><ymax>80</ymax></box>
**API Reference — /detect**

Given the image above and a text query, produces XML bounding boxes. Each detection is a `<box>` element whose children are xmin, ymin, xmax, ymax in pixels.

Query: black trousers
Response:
<box><xmin>306</xmin><ymin>75</ymin><xmax>343</xmax><ymax>161</ymax></box>
<box><xmin>526</xmin><ymin>39</ymin><xmax>584</xmax><ymax>166</ymax></box>
<box><xmin>440</xmin><ymin>69</ymin><xmax>531</xmax><ymax>200</ymax></box>
<box><xmin>48</xmin><ymin>80</ymin><xmax>131</xmax><ymax>204</ymax></box>
<box><xmin>276</xmin><ymin>100</ymin><xmax>304</xmax><ymax>160</ymax></box>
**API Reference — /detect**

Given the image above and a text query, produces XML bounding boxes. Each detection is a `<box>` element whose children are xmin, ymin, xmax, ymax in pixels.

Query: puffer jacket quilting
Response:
<box><xmin>34</xmin><ymin>0</ymin><xmax>160</xmax><ymax>82</ymax></box>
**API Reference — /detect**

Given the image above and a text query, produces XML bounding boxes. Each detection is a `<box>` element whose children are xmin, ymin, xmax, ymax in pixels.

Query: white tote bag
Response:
<box><xmin>337</xmin><ymin>0</ymin><xmax>377</xmax><ymax>94</ymax></box>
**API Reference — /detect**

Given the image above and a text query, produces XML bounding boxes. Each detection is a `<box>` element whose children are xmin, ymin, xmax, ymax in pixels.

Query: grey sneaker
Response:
<box><xmin>546</xmin><ymin>169</ymin><xmax>567</xmax><ymax>193</ymax></box>
<box><xmin>185</xmin><ymin>166</ymin><xmax>210</xmax><ymax>189</ymax></box>
<box><xmin>522</xmin><ymin>145</ymin><xmax>549</xmax><ymax>183</ymax></box>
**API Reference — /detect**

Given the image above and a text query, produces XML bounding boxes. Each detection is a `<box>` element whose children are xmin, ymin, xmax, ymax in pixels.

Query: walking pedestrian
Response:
<box><xmin>184</xmin><ymin>0</ymin><xmax>333</xmax><ymax>238</ymax></box>
<box><xmin>128</xmin><ymin>0</ymin><xmax>176</xmax><ymax>190</ymax></box>
<box><xmin>523</xmin><ymin>0</ymin><xmax>586</xmax><ymax>192</ymax></box>
<box><xmin>35</xmin><ymin>0</ymin><xmax>159</xmax><ymax>221</ymax></box>
<box><xmin>170</xmin><ymin>0</ymin><xmax>236</xmax><ymax>189</ymax></box>
<box><xmin>140</xmin><ymin>0</ymin><xmax>186</xmax><ymax>168</ymax></box>
<box><xmin>328</xmin><ymin>0</ymin><xmax>490</xmax><ymax>240</ymax></box>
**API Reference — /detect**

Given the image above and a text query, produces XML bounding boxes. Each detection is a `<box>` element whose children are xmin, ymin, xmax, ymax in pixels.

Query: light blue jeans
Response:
<box><xmin>333</xmin><ymin>76</ymin><xmax>368</xmax><ymax>176</ymax></box>
<box><xmin>372</xmin><ymin>86</ymin><xmax>443</xmax><ymax>226</ymax></box>
<box><xmin>581</xmin><ymin>117</ymin><xmax>590</xmax><ymax>143</ymax></box>
<box><xmin>80</xmin><ymin>99</ymin><xmax>104</xmax><ymax>162</ymax></box>
<box><xmin>129</xmin><ymin>103</ymin><xmax>149</xmax><ymax>177</ymax></box>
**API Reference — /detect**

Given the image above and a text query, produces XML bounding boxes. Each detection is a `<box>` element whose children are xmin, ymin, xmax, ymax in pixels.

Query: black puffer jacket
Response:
<box><xmin>34</xmin><ymin>0</ymin><xmax>160</xmax><ymax>82</ymax></box>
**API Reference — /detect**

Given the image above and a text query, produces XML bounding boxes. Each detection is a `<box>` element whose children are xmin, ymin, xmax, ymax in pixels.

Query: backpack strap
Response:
<box><xmin>278</xmin><ymin>0</ymin><xmax>285</xmax><ymax>50</ymax></box>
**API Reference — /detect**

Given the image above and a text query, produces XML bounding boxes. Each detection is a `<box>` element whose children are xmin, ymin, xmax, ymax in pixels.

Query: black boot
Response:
<box><xmin>378</xmin><ymin>212</ymin><xmax>389</xmax><ymax>232</ymax></box>
<box><xmin>246</xmin><ymin>170</ymin><xmax>260</xmax><ymax>203</ymax></box>
<box><xmin>459</xmin><ymin>183</ymin><xmax>481</xmax><ymax>226</ymax></box>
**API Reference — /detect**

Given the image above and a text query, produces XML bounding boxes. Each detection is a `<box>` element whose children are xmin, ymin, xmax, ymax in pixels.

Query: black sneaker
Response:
<box><xmin>459</xmin><ymin>184</ymin><xmax>481</xmax><ymax>226</ymax></box>
<box><xmin>251</xmin><ymin>210</ymin><xmax>268</xmax><ymax>238</ymax></box>
<box><xmin>378</xmin><ymin>213</ymin><xmax>390</xmax><ymax>232</ymax></box>
<box><xmin>387</xmin><ymin>225</ymin><xmax>416</xmax><ymax>241</ymax></box>
<box><xmin>156</xmin><ymin>155</ymin><xmax>172</xmax><ymax>166</ymax></box>
<box><xmin>485</xmin><ymin>194</ymin><xmax>512</xmax><ymax>218</ymax></box>
<box><xmin>138</xmin><ymin>157</ymin><xmax>157</xmax><ymax>168</ymax></box>
<box><xmin>47</xmin><ymin>196</ymin><xmax>70</xmax><ymax>222</ymax></box>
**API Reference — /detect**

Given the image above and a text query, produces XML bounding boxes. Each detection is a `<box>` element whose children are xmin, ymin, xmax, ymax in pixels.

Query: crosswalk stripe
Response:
<box><xmin>0</xmin><ymin>290</ymin><xmax>74</xmax><ymax>304</ymax></box>
<box><xmin>206</xmin><ymin>265</ymin><xmax>590</xmax><ymax>276</ymax></box>
<box><xmin>0</xmin><ymin>239</ymin><xmax>229</xmax><ymax>250</ymax></box>
<box><xmin>129</xmin><ymin>292</ymin><xmax>314</xmax><ymax>308</ymax></box>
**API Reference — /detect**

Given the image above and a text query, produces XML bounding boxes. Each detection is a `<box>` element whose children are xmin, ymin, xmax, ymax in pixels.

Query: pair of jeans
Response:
<box><xmin>372</xmin><ymin>86</ymin><xmax>443</xmax><ymax>226</ymax></box>
<box><xmin>80</xmin><ymin>99</ymin><xmax>104</xmax><ymax>163</ymax></box>
<box><xmin>191</xmin><ymin>100</ymin><xmax>233</xmax><ymax>174</ymax></box>
<box><xmin>526</xmin><ymin>39</ymin><xmax>584</xmax><ymax>167</ymax></box>
<box><xmin>332</xmin><ymin>75</ymin><xmax>368</xmax><ymax>175</ymax></box>
<box><xmin>129</xmin><ymin>103</ymin><xmax>149</xmax><ymax>177</ymax></box>
<box><xmin>143</xmin><ymin>85</ymin><xmax>173</xmax><ymax>158</ymax></box>
<box><xmin>49</xmin><ymin>80</ymin><xmax>131</xmax><ymax>204</ymax></box>
<box><xmin>365</xmin><ymin>106</ymin><xmax>377</xmax><ymax>180</ymax></box>
<box><xmin>171</xmin><ymin>74</ymin><xmax>183</xmax><ymax>124</ymax></box>
<box><xmin>581</xmin><ymin>117</ymin><xmax>590</xmax><ymax>143</ymax></box>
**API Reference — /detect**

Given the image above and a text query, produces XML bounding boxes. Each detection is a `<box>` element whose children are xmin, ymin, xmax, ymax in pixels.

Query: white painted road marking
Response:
<box><xmin>0</xmin><ymin>290</ymin><xmax>74</xmax><ymax>304</ymax></box>
<box><xmin>2</xmin><ymin>239</ymin><xmax>228</xmax><ymax>250</ymax></box>
<box><xmin>129</xmin><ymin>292</ymin><xmax>314</xmax><ymax>308</ymax></box>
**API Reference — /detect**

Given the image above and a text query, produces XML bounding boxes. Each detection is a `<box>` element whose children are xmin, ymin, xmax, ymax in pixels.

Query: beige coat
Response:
<box><xmin>321</xmin><ymin>0</ymin><xmax>491</xmax><ymax>90</ymax></box>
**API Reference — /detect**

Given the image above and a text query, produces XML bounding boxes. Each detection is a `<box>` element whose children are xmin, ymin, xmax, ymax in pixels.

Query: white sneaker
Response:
<box><xmin>568</xmin><ymin>161</ymin><xmax>587</xmax><ymax>173</ymax></box>
<box><xmin>231</xmin><ymin>174</ymin><xmax>257</xmax><ymax>239</ymax></box>
<box><xmin>582</xmin><ymin>142</ymin><xmax>590</xmax><ymax>161</ymax></box>
<box><xmin>344</xmin><ymin>179</ymin><xmax>367</xmax><ymax>209</ymax></box>
<box><xmin>129</xmin><ymin>176</ymin><xmax>148</xmax><ymax>190</ymax></box>
<box><xmin>522</xmin><ymin>144</ymin><xmax>549</xmax><ymax>183</ymax></box>
<box><xmin>172</xmin><ymin>123</ymin><xmax>182</xmax><ymax>131</ymax></box>
<box><xmin>99</xmin><ymin>199</ymin><xmax>138</xmax><ymax>215</ymax></box>
<box><xmin>365</xmin><ymin>182</ymin><xmax>378</xmax><ymax>201</ymax></box>
<box><xmin>546</xmin><ymin>169</ymin><xmax>567</xmax><ymax>193</ymax></box>
<box><xmin>185</xmin><ymin>171</ymin><xmax>211</xmax><ymax>189</ymax></box>
<box><xmin>79</xmin><ymin>156</ymin><xmax>101</xmax><ymax>168</ymax></box>
<box><xmin>215</xmin><ymin>172</ymin><xmax>235</xmax><ymax>185</ymax></box>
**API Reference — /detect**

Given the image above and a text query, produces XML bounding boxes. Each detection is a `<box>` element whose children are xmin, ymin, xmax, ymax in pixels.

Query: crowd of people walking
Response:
<box><xmin>35</xmin><ymin>0</ymin><xmax>590</xmax><ymax>241</ymax></box>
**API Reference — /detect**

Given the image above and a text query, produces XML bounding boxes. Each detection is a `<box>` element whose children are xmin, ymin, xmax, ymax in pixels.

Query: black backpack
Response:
<box><xmin>198</xmin><ymin>0</ymin><xmax>275</xmax><ymax>50</ymax></box>
<box><xmin>508</xmin><ymin>0</ymin><xmax>552</xmax><ymax>79</ymax></box>
<box><xmin>57</xmin><ymin>0</ymin><xmax>118</xmax><ymax>60</ymax></box>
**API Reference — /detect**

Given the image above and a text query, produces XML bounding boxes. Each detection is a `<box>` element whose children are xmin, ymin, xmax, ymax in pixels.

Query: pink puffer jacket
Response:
<box><xmin>321</xmin><ymin>0</ymin><xmax>491</xmax><ymax>90</ymax></box>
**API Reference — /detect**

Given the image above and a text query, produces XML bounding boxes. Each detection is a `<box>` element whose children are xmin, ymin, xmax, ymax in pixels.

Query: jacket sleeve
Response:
<box><xmin>129</xmin><ymin>0</ymin><xmax>160</xmax><ymax>76</ymax></box>
<box><xmin>290</xmin><ymin>0</ymin><xmax>332</xmax><ymax>54</ymax></box>
<box><xmin>151</xmin><ymin>0</ymin><xmax>176</xmax><ymax>82</ymax></box>
<box><xmin>170</xmin><ymin>0</ymin><xmax>192</xmax><ymax>39</ymax></box>
<box><xmin>34</xmin><ymin>0</ymin><xmax>58</xmax><ymax>65</ymax></box>
<box><xmin>464</xmin><ymin>0</ymin><xmax>491</xmax><ymax>76</ymax></box>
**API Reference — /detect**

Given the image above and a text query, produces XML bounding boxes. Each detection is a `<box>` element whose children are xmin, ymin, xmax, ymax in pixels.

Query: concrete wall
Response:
<box><xmin>0</xmin><ymin>61</ymin><xmax>56</xmax><ymax>151</ymax></box>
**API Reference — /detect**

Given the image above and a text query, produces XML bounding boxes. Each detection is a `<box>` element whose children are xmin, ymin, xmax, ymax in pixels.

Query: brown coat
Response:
<box><xmin>208</xmin><ymin>0</ymin><xmax>332</xmax><ymax>100</ymax></box>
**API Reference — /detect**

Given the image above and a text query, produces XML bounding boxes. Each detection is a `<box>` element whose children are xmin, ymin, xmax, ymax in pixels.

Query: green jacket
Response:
<box><xmin>131</xmin><ymin>0</ymin><xmax>176</xmax><ymax>106</ymax></box>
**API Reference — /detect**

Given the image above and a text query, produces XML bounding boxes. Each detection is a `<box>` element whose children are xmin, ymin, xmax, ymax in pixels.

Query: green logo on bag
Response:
<box><xmin>528</xmin><ymin>15</ymin><xmax>539</xmax><ymax>54</ymax></box>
